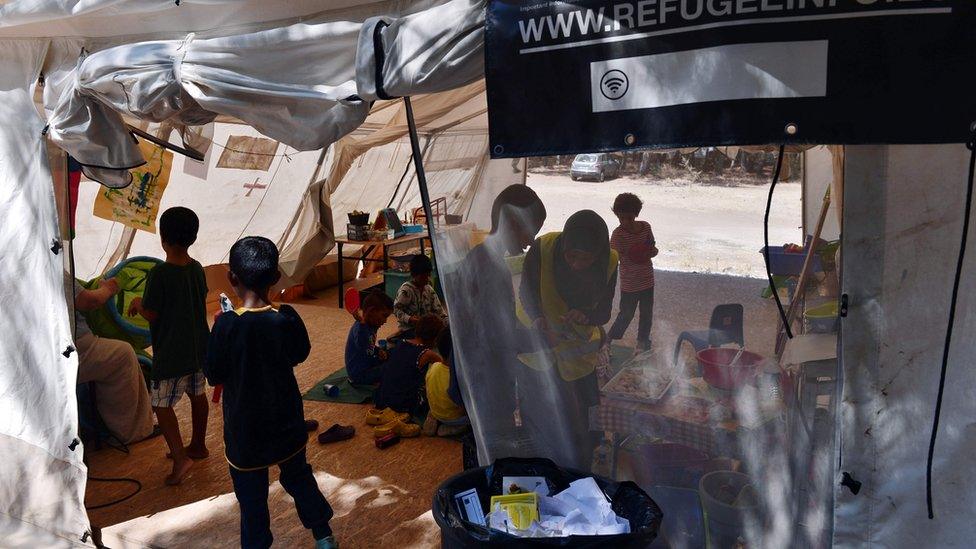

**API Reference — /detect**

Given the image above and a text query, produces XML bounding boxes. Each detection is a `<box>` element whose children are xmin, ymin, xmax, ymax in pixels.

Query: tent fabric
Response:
<box><xmin>277</xmin><ymin>80</ymin><xmax>489</xmax><ymax>281</ymax></box>
<box><xmin>47</xmin><ymin>21</ymin><xmax>370</xmax><ymax>187</ymax></box>
<box><xmin>835</xmin><ymin>145</ymin><xmax>976</xmax><ymax>547</ymax></box>
<box><xmin>0</xmin><ymin>0</ymin><xmax>387</xmax><ymax>38</ymax></box>
<box><xmin>41</xmin><ymin>0</ymin><xmax>483</xmax><ymax>187</ymax></box>
<box><xmin>0</xmin><ymin>39</ymin><xmax>91</xmax><ymax>547</ymax></box>
<box><xmin>356</xmin><ymin>0</ymin><xmax>485</xmax><ymax>100</ymax></box>
<box><xmin>65</xmin><ymin>83</ymin><xmax>512</xmax><ymax>285</ymax></box>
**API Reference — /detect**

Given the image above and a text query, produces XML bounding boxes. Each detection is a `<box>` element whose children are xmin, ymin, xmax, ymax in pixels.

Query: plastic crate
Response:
<box><xmin>760</xmin><ymin>246</ymin><xmax>822</xmax><ymax>276</ymax></box>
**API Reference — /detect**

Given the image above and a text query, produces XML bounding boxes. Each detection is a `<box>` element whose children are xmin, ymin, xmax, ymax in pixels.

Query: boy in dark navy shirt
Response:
<box><xmin>205</xmin><ymin>236</ymin><xmax>336</xmax><ymax>549</ymax></box>
<box><xmin>344</xmin><ymin>291</ymin><xmax>393</xmax><ymax>385</ymax></box>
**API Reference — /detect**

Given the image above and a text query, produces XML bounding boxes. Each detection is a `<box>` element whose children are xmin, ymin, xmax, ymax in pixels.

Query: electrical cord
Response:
<box><xmin>85</xmin><ymin>476</ymin><xmax>143</xmax><ymax>510</ymax></box>
<box><xmin>763</xmin><ymin>144</ymin><xmax>793</xmax><ymax>339</ymax></box>
<box><xmin>926</xmin><ymin>128</ymin><xmax>976</xmax><ymax>519</ymax></box>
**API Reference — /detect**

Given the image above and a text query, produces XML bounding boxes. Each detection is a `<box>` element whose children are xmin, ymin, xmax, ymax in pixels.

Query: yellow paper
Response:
<box><xmin>93</xmin><ymin>141</ymin><xmax>173</xmax><ymax>233</ymax></box>
<box><xmin>490</xmin><ymin>493</ymin><xmax>539</xmax><ymax>530</ymax></box>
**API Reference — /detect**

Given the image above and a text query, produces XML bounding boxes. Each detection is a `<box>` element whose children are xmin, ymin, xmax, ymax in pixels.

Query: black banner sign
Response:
<box><xmin>485</xmin><ymin>0</ymin><xmax>976</xmax><ymax>158</ymax></box>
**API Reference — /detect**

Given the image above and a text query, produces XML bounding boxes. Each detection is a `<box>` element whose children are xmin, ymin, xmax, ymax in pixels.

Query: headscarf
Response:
<box><xmin>555</xmin><ymin>210</ymin><xmax>611</xmax><ymax>310</ymax></box>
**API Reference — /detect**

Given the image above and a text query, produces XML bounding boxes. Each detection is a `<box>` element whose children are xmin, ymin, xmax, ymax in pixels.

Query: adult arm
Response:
<box><xmin>74</xmin><ymin>278</ymin><xmax>119</xmax><ymax>312</ymax></box>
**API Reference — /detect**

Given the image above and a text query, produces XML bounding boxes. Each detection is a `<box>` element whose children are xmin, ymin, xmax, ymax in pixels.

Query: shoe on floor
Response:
<box><xmin>305</xmin><ymin>419</ymin><xmax>319</xmax><ymax>432</ymax></box>
<box><xmin>318</xmin><ymin>424</ymin><xmax>355</xmax><ymax>444</ymax></box>
<box><xmin>315</xmin><ymin>535</ymin><xmax>338</xmax><ymax>549</ymax></box>
<box><xmin>373</xmin><ymin>419</ymin><xmax>421</xmax><ymax>438</ymax></box>
<box><xmin>436</xmin><ymin>423</ymin><xmax>470</xmax><ymax>437</ymax></box>
<box><xmin>365</xmin><ymin>407</ymin><xmax>410</xmax><ymax>426</ymax></box>
<box><xmin>422</xmin><ymin>415</ymin><xmax>439</xmax><ymax>437</ymax></box>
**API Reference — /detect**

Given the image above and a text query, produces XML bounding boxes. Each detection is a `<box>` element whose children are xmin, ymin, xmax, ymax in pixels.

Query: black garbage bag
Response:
<box><xmin>432</xmin><ymin>457</ymin><xmax>663</xmax><ymax>548</ymax></box>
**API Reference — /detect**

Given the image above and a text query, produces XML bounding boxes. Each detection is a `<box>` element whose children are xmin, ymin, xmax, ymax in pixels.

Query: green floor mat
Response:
<box><xmin>303</xmin><ymin>367</ymin><xmax>377</xmax><ymax>404</ymax></box>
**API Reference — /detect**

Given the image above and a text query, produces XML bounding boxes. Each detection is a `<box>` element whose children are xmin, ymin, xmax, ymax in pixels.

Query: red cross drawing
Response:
<box><xmin>243</xmin><ymin>178</ymin><xmax>267</xmax><ymax>197</ymax></box>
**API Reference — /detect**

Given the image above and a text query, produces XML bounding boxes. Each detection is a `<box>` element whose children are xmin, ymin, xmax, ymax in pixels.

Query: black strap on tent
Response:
<box><xmin>926</xmin><ymin>127</ymin><xmax>976</xmax><ymax>519</ymax></box>
<box><xmin>372</xmin><ymin>21</ymin><xmax>392</xmax><ymax>101</ymax></box>
<box><xmin>763</xmin><ymin>145</ymin><xmax>793</xmax><ymax>339</ymax></box>
<box><xmin>403</xmin><ymin>97</ymin><xmax>441</xmax><ymax>280</ymax></box>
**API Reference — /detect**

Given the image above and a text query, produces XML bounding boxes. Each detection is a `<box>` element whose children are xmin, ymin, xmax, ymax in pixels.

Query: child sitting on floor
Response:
<box><xmin>368</xmin><ymin>314</ymin><xmax>445</xmax><ymax>437</ymax></box>
<box><xmin>423</xmin><ymin>327</ymin><xmax>469</xmax><ymax>437</ymax></box>
<box><xmin>393</xmin><ymin>254</ymin><xmax>448</xmax><ymax>338</ymax></box>
<box><xmin>205</xmin><ymin>236</ymin><xmax>337</xmax><ymax>549</ymax></box>
<box><xmin>344</xmin><ymin>290</ymin><xmax>393</xmax><ymax>385</ymax></box>
<box><xmin>127</xmin><ymin>206</ymin><xmax>209</xmax><ymax>485</ymax></box>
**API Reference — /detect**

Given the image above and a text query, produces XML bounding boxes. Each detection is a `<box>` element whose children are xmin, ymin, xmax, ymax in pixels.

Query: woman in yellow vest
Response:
<box><xmin>516</xmin><ymin>210</ymin><xmax>618</xmax><ymax>470</ymax></box>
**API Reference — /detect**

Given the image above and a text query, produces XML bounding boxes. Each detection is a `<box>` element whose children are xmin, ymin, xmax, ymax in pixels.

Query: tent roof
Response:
<box><xmin>0</xmin><ymin>0</ymin><xmax>404</xmax><ymax>39</ymax></box>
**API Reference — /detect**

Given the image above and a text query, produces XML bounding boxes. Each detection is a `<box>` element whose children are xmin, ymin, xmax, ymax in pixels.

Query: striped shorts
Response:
<box><xmin>151</xmin><ymin>371</ymin><xmax>207</xmax><ymax>408</ymax></box>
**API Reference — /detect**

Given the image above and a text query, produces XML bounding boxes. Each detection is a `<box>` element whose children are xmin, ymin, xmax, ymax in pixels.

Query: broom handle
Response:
<box><xmin>776</xmin><ymin>187</ymin><xmax>831</xmax><ymax>355</ymax></box>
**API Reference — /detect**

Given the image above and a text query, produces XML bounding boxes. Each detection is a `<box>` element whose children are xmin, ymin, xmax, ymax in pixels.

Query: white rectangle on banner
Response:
<box><xmin>590</xmin><ymin>41</ymin><xmax>829</xmax><ymax>113</ymax></box>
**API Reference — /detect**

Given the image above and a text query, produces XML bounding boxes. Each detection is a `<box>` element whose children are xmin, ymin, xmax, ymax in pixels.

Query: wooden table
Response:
<box><xmin>334</xmin><ymin>232</ymin><xmax>428</xmax><ymax>308</ymax></box>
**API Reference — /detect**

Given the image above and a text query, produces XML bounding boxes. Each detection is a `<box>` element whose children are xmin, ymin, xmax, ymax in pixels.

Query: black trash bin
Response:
<box><xmin>432</xmin><ymin>457</ymin><xmax>663</xmax><ymax>548</ymax></box>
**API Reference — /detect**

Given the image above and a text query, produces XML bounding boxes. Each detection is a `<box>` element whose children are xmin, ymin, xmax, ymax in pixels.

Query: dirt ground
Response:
<box><xmin>527</xmin><ymin>172</ymin><xmax>803</xmax><ymax>279</ymax></box>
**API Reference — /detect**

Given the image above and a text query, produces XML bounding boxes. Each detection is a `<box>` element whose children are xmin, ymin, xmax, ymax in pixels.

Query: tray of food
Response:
<box><xmin>601</xmin><ymin>358</ymin><xmax>676</xmax><ymax>404</ymax></box>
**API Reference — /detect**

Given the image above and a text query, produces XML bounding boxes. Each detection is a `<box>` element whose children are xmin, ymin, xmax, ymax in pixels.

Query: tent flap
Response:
<box><xmin>0</xmin><ymin>38</ymin><xmax>91</xmax><ymax>547</ymax></box>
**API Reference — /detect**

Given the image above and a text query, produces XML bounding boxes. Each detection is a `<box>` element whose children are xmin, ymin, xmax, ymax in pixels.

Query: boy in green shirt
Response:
<box><xmin>129</xmin><ymin>207</ymin><xmax>210</xmax><ymax>485</ymax></box>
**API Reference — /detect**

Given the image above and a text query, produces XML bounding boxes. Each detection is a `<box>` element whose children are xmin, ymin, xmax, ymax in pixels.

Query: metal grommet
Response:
<box><xmin>785</xmin><ymin>123</ymin><xmax>798</xmax><ymax>136</ymax></box>
<box><xmin>492</xmin><ymin>144</ymin><xmax>504</xmax><ymax>155</ymax></box>
<box><xmin>970</xmin><ymin>120</ymin><xmax>976</xmax><ymax>133</ymax></box>
<box><xmin>624</xmin><ymin>133</ymin><xmax>636</xmax><ymax>146</ymax></box>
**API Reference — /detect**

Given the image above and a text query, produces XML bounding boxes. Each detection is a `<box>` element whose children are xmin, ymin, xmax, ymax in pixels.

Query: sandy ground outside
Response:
<box><xmin>528</xmin><ymin>172</ymin><xmax>803</xmax><ymax>279</ymax></box>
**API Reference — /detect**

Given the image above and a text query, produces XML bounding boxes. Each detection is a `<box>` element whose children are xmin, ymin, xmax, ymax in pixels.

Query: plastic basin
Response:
<box><xmin>804</xmin><ymin>301</ymin><xmax>839</xmax><ymax>333</ymax></box>
<box><xmin>697</xmin><ymin>348</ymin><xmax>764</xmax><ymax>391</ymax></box>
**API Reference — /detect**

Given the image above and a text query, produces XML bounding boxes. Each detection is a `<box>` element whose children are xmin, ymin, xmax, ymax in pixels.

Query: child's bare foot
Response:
<box><xmin>165</xmin><ymin>458</ymin><xmax>193</xmax><ymax>486</ymax></box>
<box><xmin>185</xmin><ymin>444</ymin><xmax>209</xmax><ymax>459</ymax></box>
<box><xmin>166</xmin><ymin>445</ymin><xmax>209</xmax><ymax>460</ymax></box>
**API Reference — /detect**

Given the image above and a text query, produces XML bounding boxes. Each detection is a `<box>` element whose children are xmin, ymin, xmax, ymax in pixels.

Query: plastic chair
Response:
<box><xmin>672</xmin><ymin>304</ymin><xmax>745</xmax><ymax>368</ymax></box>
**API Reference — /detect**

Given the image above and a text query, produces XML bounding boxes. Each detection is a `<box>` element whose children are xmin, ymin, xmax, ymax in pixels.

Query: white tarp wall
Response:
<box><xmin>836</xmin><ymin>144</ymin><xmax>976</xmax><ymax>546</ymax></box>
<box><xmin>70</xmin><ymin>123</ymin><xmax>327</xmax><ymax>280</ymax></box>
<box><xmin>803</xmin><ymin>145</ymin><xmax>841</xmax><ymax>241</ymax></box>
<box><xmin>0</xmin><ymin>41</ymin><xmax>90</xmax><ymax>547</ymax></box>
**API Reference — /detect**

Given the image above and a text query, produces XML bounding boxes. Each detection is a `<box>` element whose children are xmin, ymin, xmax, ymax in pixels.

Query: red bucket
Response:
<box><xmin>697</xmin><ymin>348</ymin><xmax>764</xmax><ymax>391</ymax></box>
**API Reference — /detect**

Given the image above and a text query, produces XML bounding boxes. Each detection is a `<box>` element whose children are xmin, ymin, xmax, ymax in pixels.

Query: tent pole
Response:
<box><xmin>403</xmin><ymin>97</ymin><xmax>441</xmax><ymax>275</ymax></box>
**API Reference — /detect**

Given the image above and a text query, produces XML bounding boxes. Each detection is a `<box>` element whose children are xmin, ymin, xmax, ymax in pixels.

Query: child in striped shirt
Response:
<box><xmin>607</xmin><ymin>193</ymin><xmax>658</xmax><ymax>352</ymax></box>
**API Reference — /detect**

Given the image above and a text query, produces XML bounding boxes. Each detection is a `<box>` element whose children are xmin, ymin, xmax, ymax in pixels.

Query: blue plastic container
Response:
<box><xmin>760</xmin><ymin>246</ymin><xmax>822</xmax><ymax>276</ymax></box>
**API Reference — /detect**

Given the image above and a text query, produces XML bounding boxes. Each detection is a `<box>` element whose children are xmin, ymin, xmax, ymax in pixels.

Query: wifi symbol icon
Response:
<box><xmin>600</xmin><ymin>70</ymin><xmax>629</xmax><ymax>100</ymax></box>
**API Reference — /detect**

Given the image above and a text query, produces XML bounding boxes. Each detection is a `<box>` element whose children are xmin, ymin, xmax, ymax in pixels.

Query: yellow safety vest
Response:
<box><xmin>516</xmin><ymin>232</ymin><xmax>618</xmax><ymax>381</ymax></box>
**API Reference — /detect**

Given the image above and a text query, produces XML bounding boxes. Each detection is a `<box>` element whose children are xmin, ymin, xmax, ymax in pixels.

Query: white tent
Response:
<box><xmin>1</xmin><ymin>1</ymin><xmax>975</xmax><ymax>547</ymax></box>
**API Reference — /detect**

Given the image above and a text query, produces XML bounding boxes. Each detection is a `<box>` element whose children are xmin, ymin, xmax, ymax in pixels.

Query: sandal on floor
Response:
<box><xmin>365</xmin><ymin>407</ymin><xmax>410</xmax><ymax>426</ymax></box>
<box><xmin>317</xmin><ymin>424</ymin><xmax>355</xmax><ymax>444</ymax></box>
